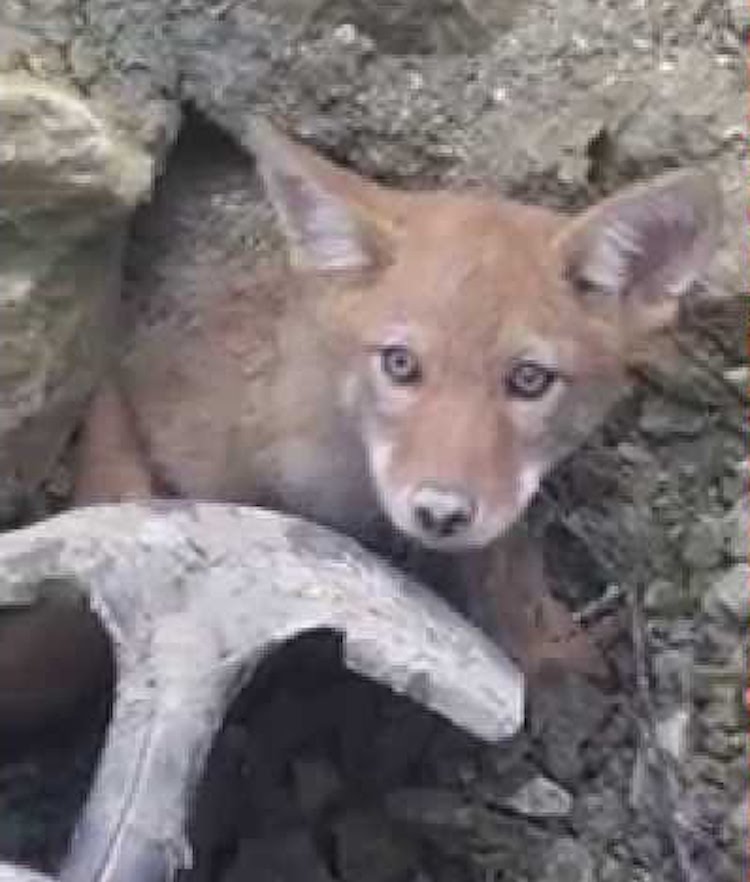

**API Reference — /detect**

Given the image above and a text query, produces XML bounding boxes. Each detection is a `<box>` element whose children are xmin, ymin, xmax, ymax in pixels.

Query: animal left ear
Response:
<box><xmin>247</xmin><ymin>116</ymin><xmax>399</xmax><ymax>274</ymax></box>
<box><xmin>556</xmin><ymin>169</ymin><xmax>722</xmax><ymax>330</ymax></box>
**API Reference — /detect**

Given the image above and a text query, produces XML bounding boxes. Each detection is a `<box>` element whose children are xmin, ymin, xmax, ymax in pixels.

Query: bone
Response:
<box><xmin>0</xmin><ymin>503</ymin><xmax>523</xmax><ymax>882</ymax></box>
<box><xmin>0</xmin><ymin>868</ymin><xmax>55</xmax><ymax>882</ymax></box>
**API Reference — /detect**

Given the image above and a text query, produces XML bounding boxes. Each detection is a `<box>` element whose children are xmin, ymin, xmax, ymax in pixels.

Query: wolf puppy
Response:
<box><xmin>6</xmin><ymin>121</ymin><xmax>721</xmax><ymax>729</ymax></box>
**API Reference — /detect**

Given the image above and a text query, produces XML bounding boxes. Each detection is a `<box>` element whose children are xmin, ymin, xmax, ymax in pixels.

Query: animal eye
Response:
<box><xmin>506</xmin><ymin>360</ymin><xmax>557</xmax><ymax>400</ymax></box>
<box><xmin>381</xmin><ymin>345</ymin><xmax>421</xmax><ymax>384</ymax></box>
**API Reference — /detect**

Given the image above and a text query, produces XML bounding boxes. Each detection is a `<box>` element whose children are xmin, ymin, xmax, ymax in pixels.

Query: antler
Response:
<box><xmin>0</xmin><ymin>503</ymin><xmax>523</xmax><ymax>882</ymax></box>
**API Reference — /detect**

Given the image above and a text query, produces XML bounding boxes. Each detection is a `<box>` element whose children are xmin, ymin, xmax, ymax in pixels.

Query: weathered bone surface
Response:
<box><xmin>0</xmin><ymin>869</ymin><xmax>54</xmax><ymax>882</ymax></box>
<box><xmin>0</xmin><ymin>503</ymin><xmax>523</xmax><ymax>882</ymax></box>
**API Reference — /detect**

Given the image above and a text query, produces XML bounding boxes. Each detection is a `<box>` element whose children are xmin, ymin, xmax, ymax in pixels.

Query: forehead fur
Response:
<box><xmin>331</xmin><ymin>191</ymin><xmax>622</xmax><ymax>363</ymax></box>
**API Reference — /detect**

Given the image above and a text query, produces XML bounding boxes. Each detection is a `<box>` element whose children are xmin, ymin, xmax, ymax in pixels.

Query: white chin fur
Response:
<box><xmin>368</xmin><ymin>443</ymin><xmax>543</xmax><ymax>552</ymax></box>
<box><xmin>518</xmin><ymin>463</ymin><xmax>541</xmax><ymax>507</ymax></box>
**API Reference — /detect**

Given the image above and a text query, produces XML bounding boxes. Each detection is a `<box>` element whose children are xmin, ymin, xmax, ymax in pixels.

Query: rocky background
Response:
<box><xmin>0</xmin><ymin>2</ymin><xmax>746</xmax><ymax>882</ymax></box>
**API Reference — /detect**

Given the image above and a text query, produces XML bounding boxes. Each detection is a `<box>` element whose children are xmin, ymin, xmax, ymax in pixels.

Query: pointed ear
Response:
<box><xmin>247</xmin><ymin>117</ymin><xmax>397</xmax><ymax>273</ymax></box>
<box><xmin>556</xmin><ymin>170</ymin><xmax>722</xmax><ymax>327</ymax></box>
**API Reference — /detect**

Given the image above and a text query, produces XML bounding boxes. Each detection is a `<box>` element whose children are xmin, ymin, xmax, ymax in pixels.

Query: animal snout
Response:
<box><xmin>412</xmin><ymin>485</ymin><xmax>476</xmax><ymax>539</ymax></box>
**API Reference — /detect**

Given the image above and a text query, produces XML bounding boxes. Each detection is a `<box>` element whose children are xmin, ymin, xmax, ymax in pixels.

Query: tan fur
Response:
<box><xmin>2</xmin><ymin>122</ymin><xmax>720</xmax><ymax>731</ymax></box>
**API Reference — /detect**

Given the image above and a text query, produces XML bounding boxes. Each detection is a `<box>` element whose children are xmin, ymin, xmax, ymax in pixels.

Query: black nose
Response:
<box><xmin>412</xmin><ymin>486</ymin><xmax>476</xmax><ymax>539</ymax></box>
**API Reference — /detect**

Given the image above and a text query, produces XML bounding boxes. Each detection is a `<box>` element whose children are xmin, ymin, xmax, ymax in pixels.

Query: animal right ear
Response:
<box><xmin>248</xmin><ymin>117</ymin><xmax>397</xmax><ymax>273</ymax></box>
<box><xmin>556</xmin><ymin>169</ymin><xmax>722</xmax><ymax>331</ymax></box>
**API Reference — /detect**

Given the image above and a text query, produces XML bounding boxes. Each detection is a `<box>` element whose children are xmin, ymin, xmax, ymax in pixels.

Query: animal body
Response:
<box><xmin>1</xmin><ymin>120</ymin><xmax>721</xmax><ymax>731</ymax></box>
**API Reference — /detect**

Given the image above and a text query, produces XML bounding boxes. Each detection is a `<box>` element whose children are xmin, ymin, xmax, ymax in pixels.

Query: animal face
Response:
<box><xmin>250</xmin><ymin>119</ymin><xmax>721</xmax><ymax>551</ymax></box>
<box><xmin>336</xmin><ymin>197</ymin><xmax>628</xmax><ymax>549</ymax></box>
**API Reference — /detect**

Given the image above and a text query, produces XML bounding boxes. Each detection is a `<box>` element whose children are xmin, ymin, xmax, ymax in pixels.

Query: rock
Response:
<box><xmin>652</xmin><ymin>647</ymin><xmax>693</xmax><ymax>700</ymax></box>
<box><xmin>644</xmin><ymin>579</ymin><xmax>684</xmax><ymax>615</ymax></box>
<box><xmin>9</xmin><ymin>0</ymin><xmax>743</xmax><ymax>284</ymax></box>
<box><xmin>301</xmin><ymin>0</ymin><xmax>517</xmax><ymax>55</ymax></box>
<box><xmin>725</xmin><ymin>795</ymin><xmax>749</xmax><ymax>855</ymax></box>
<box><xmin>722</xmin><ymin>365</ymin><xmax>749</xmax><ymax>389</ymax></box>
<box><xmin>502</xmin><ymin>775</ymin><xmax>573</xmax><ymax>819</ymax></box>
<box><xmin>534</xmin><ymin>837</ymin><xmax>594</xmax><ymax>882</ymax></box>
<box><xmin>723</xmin><ymin>498</ymin><xmax>748</xmax><ymax>561</ymax></box>
<box><xmin>0</xmin><ymin>75</ymin><xmax>152</xmax><ymax>521</ymax></box>
<box><xmin>223</xmin><ymin>830</ymin><xmax>334</xmax><ymax>882</ymax></box>
<box><xmin>572</xmin><ymin>789</ymin><xmax>631</xmax><ymax>843</ymax></box>
<box><xmin>703</xmin><ymin>564</ymin><xmax>750</xmax><ymax>625</ymax></box>
<box><xmin>639</xmin><ymin>400</ymin><xmax>706</xmax><ymax>441</ymax></box>
<box><xmin>655</xmin><ymin>709</ymin><xmax>690</xmax><ymax>761</ymax></box>
<box><xmin>529</xmin><ymin>675</ymin><xmax>612</xmax><ymax>785</ymax></box>
<box><xmin>681</xmin><ymin>516</ymin><xmax>726</xmax><ymax>570</ymax></box>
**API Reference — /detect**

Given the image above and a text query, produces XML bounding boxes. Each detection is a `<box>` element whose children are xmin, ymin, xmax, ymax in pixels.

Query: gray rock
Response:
<box><xmin>722</xmin><ymin>365</ymin><xmax>749</xmax><ymax>389</ymax></box>
<box><xmin>534</xmin><ymin>837</ymin><xmax>594</xmax><ymax>882</ymax></box>
<box><xmin>725</xmin><ymin>795</ymin><xmax>749</xmax><ymax>855</ymax></box>
<box><xmin>572</xmin><ymin>789</ymin><xmax>631</xmax><ymax>843</ymax></box>
<box><xmin>703</xmin><ymin>564</ymin><xmax>750</xmax><ymax>625</ymax></box>
<box><xmin>655</xmin><ymin>709</ymin><xmax>691</xmax><ymax>761</ymax></box>
<box><xmin>0</xmin><ymin>75</ymin><xmax>152</xmax><ymax>518</ymax></box>
<box><xmin>529</xmin><ymin>676</ymin><xmax>612</xmax><ymax>786</ymax></box>
<box><xmin>639</xmin><ymin>401</ymin><xmax>706</xmax><ymax>442</ymax></box>
<box><xmin>723</xmin><ymin>498</ymin><xmax>748</xmax><ymax>561</ymax></box>
<box><xmin>681</xmin><ymin>516</ymin><xmax>726</xmax><ymax>570</ymax></box>
<box><xmin>652</xmin><ymin>647</ymin><xmax>694</xmax><ymax>700</ymax></box>
<box><xmin>3</xmin><ymin>0</ymin><xmax>745</xmax><ymax>292</ymax></box>
<box><xmin>644</xmin><ymin>579</ymin><xmax>684</xmax><ymax>615</ymax></box>
<box><xmin>502</xmin><ymin>775</ymin><xmax>573</xmax><ymax>819</ymax></box>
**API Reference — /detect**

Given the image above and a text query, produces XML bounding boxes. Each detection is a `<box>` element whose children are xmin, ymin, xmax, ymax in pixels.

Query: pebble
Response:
<box><xmin>644</xmin><ymin>579</ymin><xmax>679</xmax><ymax>613</ymax></box>
<box><xmin>502</xmin><ymin>775</ymin><xmax>573</xmax><ymax>819</ymax></box>
<box><xmin>703</xmin><ymin>564</ymin><xmax>750</xmax><ymax>625</ymax></box>
<box><xmin>639</xmin><ymin>400</ymin><xmax>705</xmax><ymax>440</ymax></box>
<box><xmin>333</xmin><ymin>23</ymin><xmax>359</xmax><ymax>45</ymax></box>
<box><xmin>655</xmin><ymin>708</ymin><xmax>690</xmax><ymax>761</ymax></box>
<box><xmin>723</xmin><ymin>499</ymin><xmax>748</xmax><ymax>561</ymax></box>
<box><xmin>681</xmin><ymin>517</ymin><xmax>726</xmax><ymax>570</ymax></box>
<box><xmin>536</xmin><ymin>837</ymin><xmax>595</xmax><ymax>882</ymax></box>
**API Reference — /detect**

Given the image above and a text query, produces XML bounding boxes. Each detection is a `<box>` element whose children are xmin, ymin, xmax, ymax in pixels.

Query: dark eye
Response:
<box><xmin>506</xmin><ymin>360</ymin><xmax>557</xmax><ymax>400</ymax></box>
<box><xmin>381</xmin><ymin>345</ymin><xmax>421</xmax><ymax>384</ymax></box>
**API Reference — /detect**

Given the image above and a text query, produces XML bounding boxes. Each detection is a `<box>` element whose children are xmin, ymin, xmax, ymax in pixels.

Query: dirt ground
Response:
<box><xmin>0</xmin><ymin>1</ymin><xmax>746</xmax><ymax>881</ymax></box>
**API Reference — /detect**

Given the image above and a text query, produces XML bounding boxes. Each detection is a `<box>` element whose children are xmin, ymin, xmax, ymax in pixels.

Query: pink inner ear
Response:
<box><xmin>566</xmin><ymin>174</ymin><xmax>719</xmax><ymax>303</ymax></box>
<box><xmin>266</xmin><ymin>168</ymin><xmax>371</xmax><ymax>271</ymax></box>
